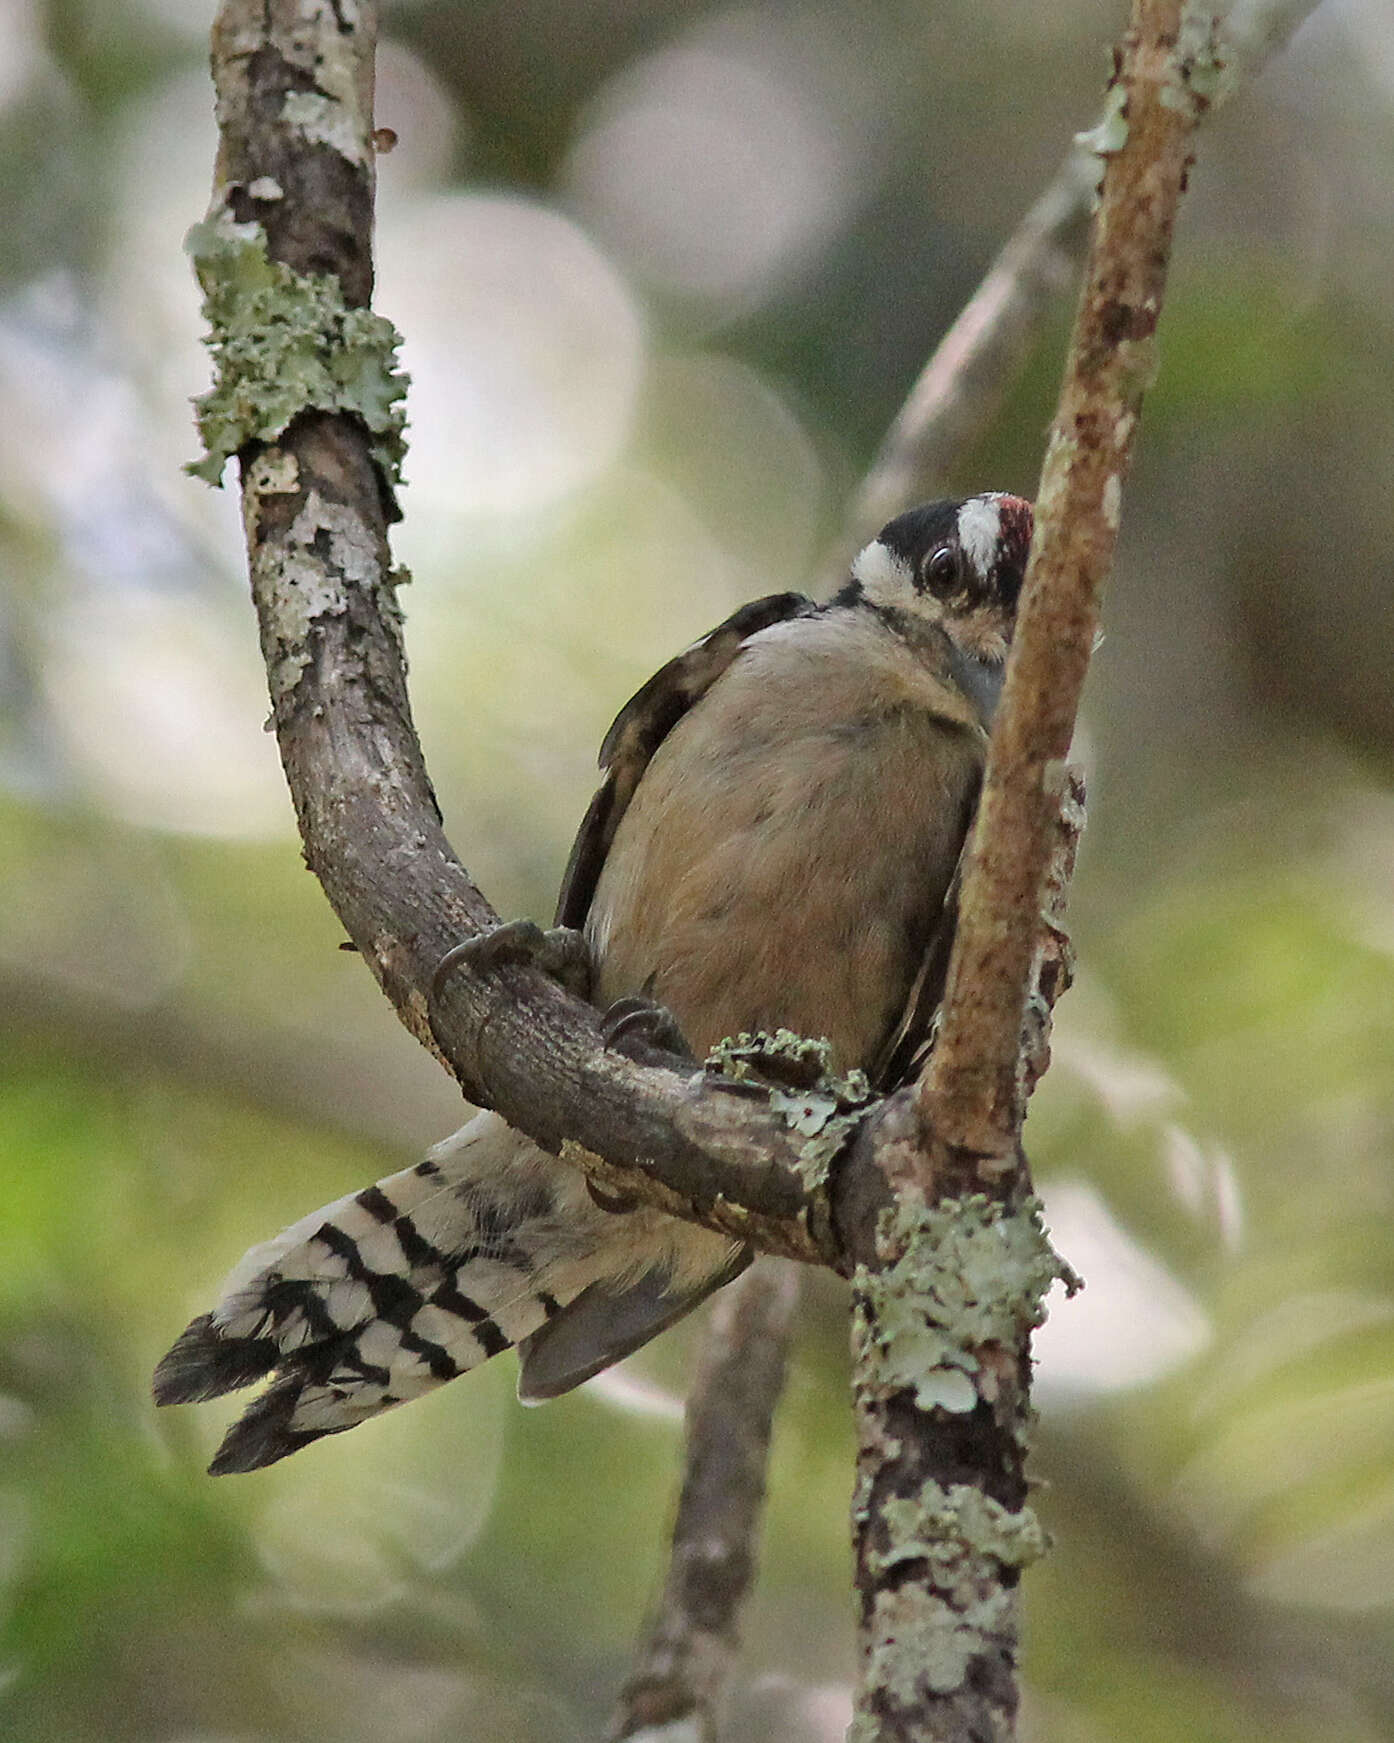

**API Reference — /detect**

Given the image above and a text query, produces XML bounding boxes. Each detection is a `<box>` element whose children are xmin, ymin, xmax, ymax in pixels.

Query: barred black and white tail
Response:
<box><xmin>153</xmin><ymin>1112</ymin><xmax>744</xmax><ymax>1473</ymax></box>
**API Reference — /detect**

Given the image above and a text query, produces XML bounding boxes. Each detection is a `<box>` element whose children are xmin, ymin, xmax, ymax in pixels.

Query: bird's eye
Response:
<box><xmin>924</xmin><ymin>546</ymin><xmax>959</xmax><ymax>591</ymax></box>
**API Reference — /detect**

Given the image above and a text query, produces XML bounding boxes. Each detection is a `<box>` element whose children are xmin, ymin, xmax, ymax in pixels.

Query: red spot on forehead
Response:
<box><xmin>993</xmin><ymin>496</ymin><xmax>1034</xmax><ymax>568</ymax></box>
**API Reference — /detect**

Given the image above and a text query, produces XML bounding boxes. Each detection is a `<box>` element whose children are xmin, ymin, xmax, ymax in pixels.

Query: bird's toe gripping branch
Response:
<box><xmin>431</xmin><ymin>919</ymin><xmax>594</xmax><ymax>1006</ymax></box>
<box><xmin>599</xmin><ymin>994</ymin><xmax>695</xmax><ymax>1069</ymax></box>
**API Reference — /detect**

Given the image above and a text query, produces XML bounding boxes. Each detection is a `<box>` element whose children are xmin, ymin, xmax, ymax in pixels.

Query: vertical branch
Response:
<box><xmin>849</xmin><ymin>3</ymin><xmax>1226</xmax><ymax>1738</ymax></box>
<box><xmin>845</xmin><ymin>799</ymin><xmax>1083</xmax><ymax>1743</ymax></box>
<box><xmin>919</xmin><ymin>0</ymin><xmax>1212</xmax><ymax>1159</ymax></box>
<box><xmin>844</xmin><ymin>20</ymin><xmax>1321</xmax><ymax>1738</ymax></box>
<box><xmin>609</xmin><ymin>1263</ymin><xmax>801</xmax><ymax>1742</ymax></box>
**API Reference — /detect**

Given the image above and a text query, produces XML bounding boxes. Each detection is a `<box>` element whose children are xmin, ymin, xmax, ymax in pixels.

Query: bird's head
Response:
<box><xmin>843</xmin><ymin>493</ymin><xmax>1034</xmax><ymax>668</ymax></box>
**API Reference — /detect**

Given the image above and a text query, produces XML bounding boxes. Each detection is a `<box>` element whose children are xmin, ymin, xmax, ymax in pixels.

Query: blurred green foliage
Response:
<box><xmin>2</xmin><ymin>1</ymin><xmax>1393</xmax><ymax>1740</ymax></box>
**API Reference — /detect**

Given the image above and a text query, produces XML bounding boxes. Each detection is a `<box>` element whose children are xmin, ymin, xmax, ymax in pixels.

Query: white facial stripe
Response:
<box><xmin>850</xmin><ymin>537</ymin><xmax>916</xmax><ymax>608</ymax></box>
<box><xmin>956</xmin><ymin>496</ymin><xmax>1003</xmax><ymax>582</ymax></box>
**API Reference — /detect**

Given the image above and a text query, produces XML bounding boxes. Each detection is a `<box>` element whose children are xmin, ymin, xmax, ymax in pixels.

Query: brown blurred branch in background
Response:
<box><xmin>841</xmin><ymin>0</ymin><xmax>1326</xmax><ymax>575</ymax></box>
<box><xmin>848</xmin><ymin>145</ymin><xmax>1097</xmax><ymax>547</ymax></box>
<box><xmin>609</xmin><ymin>1261</ymin><xmax>801</xmax><ymax>1743</ymax></box>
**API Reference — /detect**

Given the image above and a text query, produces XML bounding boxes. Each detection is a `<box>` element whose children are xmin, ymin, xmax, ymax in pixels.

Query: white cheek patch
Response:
<box><xmin>956</xmin><ymin>496</ymin><xmax>1003</xmax><ymax>582</ymax></box>
<box><xmin>850</xmin><ymin>538</ymin><xmax>915</xmax><ymax>608</ymax></box>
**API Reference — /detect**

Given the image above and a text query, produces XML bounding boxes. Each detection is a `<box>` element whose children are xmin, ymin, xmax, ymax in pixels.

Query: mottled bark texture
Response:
<box><xmin>609</xmin><ymin>1262</ymin><xmax>801</xmax><ymax>1742</ymax></box>
<box><xmin>845</xmin><ymin>786</ymin><xmax>1081</xmax><ymax>1743</ymax></box>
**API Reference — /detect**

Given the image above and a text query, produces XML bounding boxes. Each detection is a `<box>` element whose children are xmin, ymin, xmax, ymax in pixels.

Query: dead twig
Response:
<box><xmin>609</xmin><ymin>1262</ymin><xmax>801</xmax><ymax>1743</ymax></box>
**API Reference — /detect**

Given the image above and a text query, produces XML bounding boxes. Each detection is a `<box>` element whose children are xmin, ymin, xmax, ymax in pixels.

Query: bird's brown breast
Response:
<box><xmin>585</xmin><ymin>612</ymin><xmax>985</xmax><ymax>1075</ymax></box>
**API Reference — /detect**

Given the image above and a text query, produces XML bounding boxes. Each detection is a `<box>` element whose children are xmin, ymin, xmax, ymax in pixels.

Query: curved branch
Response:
<box><xmin>202</xmin><ymin>2</ymin><xmax>849</xmax><ymax>1270</ymax></box>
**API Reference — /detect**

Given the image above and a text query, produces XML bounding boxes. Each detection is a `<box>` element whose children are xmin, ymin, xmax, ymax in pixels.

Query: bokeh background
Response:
<box><xmin>2</xmin><ymin>0</ymin><xmax>1393</xmax><ymax>1738</ymax></box>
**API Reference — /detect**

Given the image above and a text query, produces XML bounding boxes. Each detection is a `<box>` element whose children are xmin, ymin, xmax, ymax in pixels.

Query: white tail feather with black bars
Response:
<box><xmin>153</xmin><ymin>1111</ymin><xmax>734</xmax><ymax>1472</ymax></box>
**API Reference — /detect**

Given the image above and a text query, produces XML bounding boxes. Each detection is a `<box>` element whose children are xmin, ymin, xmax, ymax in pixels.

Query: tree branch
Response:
<box><xmin>193</xmin><ymin>5</ymin><xmax>1321</xmax><ymax>1741</ymax></box>
<box><xmin>917</xmin><ymin>0</ymin><xmax>1293</xmax><ymax>1163</ymax></box>
<box><xmin>844</xmin><ymin>0</ymin><xmax>1318</xmax><ymax>1734</ymax></box>
<box><xmin>200</xmin><ymin>0</ymin><xmax>862</xmax><ymax>1273</ymax></box>
<box><xmin>608</xmin><ymin>1261</ymin><xmax>801</xmax><ymax>1743</ymax></box>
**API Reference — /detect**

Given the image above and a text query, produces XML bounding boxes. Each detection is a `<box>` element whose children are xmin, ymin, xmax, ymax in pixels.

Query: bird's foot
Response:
<box><xmin>431</xmin><ymin>920</ymin><xmax>593</xmax><ymax>1005</ymax></box>
<box><xmin>601</xmin><ymin>994</ymin><xmax>694</xmax><ymax>1068</ymax></box>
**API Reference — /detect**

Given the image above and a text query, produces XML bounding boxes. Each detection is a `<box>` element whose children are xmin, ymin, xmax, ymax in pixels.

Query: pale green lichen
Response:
<box><xmin>910</xmin><ymin>1365</ymin><xmax>979</xmax><ymax>1414</ymax></box>
<box><xmin>705</xmin><ymin>1029</ymin><xmax>873</xmax><ymax>1191</ymax></box>
<box><xmin>704</xmin><ymin>1028</ymin><xmax>834</xmax><ymax>1083</ymax></box>
<box><xmin>1167</xmin><ymin>2</ymin><xmax>1238</xmax><ymax>113</ymax></box>
<box><xmin>779</xmin><ymin>1086</ymin><xmax>875</xmax><ymax>1191</ymax></box>
<box><xmin>859</xmin><ymin>1482</ymin><xmax>1048</xmax><ymax>1704</ymax></box>
<box><xmin>865</xmin><ymin>1581</ymin><xmax>1017</xmax><ymax>1701</ymax></box>
<box><xmin>1074</xmin><ymin>81</ymin><xmax>1129</xmax><ymax>158</ymax></box>
<box><xmin>186</xmin><ymin>213</ymin><xmax>408</xmax><ymax>490</ymax></box>
<box><xmin>852</xmin><ymin>1192</ymin><xmax>1077</xmax><ymax>1415</ymax></box>
<box><xmin>280</xmin><ymin>88</ymin><xmax>368</xmax><ymax>162</ymax></box>
<box><xmin>875</xmin><ymin>1481</ymin><xmax>1049</xmax><ymax>1577</ymax></box>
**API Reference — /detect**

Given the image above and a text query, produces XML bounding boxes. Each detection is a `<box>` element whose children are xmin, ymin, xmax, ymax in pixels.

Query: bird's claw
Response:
<box><xmin>585</xmin><ymin>1179</ymin><xmax>640</xmax><ymax>1215</ymax></box>
<box><xmin>431</xmin><ymin>919</ymin><xmax>593</xmax><ymax>1007</ymax></box>
<box><xmin>601</xmin><ymin>994</ymin><xmax>693</xmax><ymax>1066</ymax></box>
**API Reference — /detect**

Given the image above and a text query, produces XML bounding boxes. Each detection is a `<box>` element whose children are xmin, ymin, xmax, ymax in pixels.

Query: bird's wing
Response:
<box><xmin>868</xmin><ymin>783</ymin><xmax>978</xmax><ymax>1091</ymax></box>
<box><xmin>553</xmin><ymin>591</ymin><xmax>814</xmax><ymax>929</ymax></box>
<box><xmin>515</xmin><ymin>1244</ymin><xmax>752</xmax><ymax>1402</ymax></box>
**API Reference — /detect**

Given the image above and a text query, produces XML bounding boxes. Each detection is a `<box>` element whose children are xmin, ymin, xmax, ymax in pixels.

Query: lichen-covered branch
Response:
<box><xmin>609</xmin><ymin>1262</ymin><xmax>801</xmax><ymax>1743</ymax></box>
<box><xmin>846</xmin><ymin>1</ymin><xmax>1249</xmax><ymax>1735</ymax></box>
<box><xmin>849</xmin><ymin>1192</ymin><xmax>1055</xmax><ymax>1720</ymax></box>
<box><xmin>843</xmin><ymin>794</ymin><xmax>1082</xmax><ymax>1743</ymax></box>
<box><xmin>199</xmin><ymin>0</ymin><xmax>874</xmax><ymax>1274</ymax></box>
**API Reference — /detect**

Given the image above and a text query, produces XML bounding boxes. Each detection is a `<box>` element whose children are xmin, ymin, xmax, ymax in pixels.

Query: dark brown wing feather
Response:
<box><xmin>869</xmin><ymin>771</ymin><xmax>980</xmax><ymax>1091</ymax></box>
<box><xmin>553</xmin><ymin>591</ymin><xmax>814</xmax><ymax>929</ymax></box>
